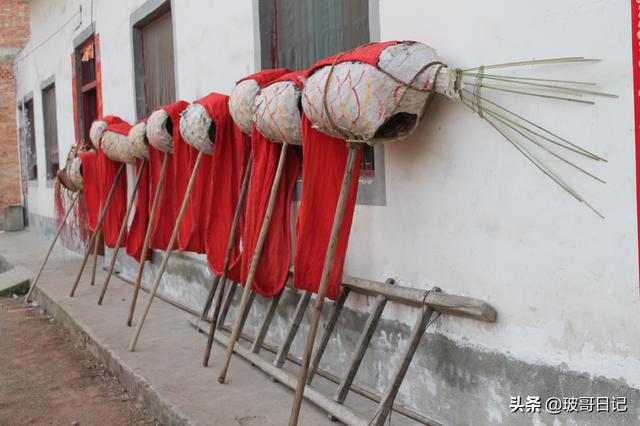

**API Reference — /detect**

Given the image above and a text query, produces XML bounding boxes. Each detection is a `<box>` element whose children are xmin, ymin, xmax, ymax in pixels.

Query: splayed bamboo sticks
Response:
<box><xmin>25</xmin><ymin>191</ymin><xmax>80</xmax><ymax>302</ymax></box>
<box><xmin>129</xmin><ymin>151</ymin><xmax>204</xmax><ymax>351</ymax></box>
<box><xmin>69</xmin><ymin>163</ymin><xmax>126</xmax><ymax>297</ymax></box>
<box><xmin>202</xmin><ymin>154</ymin><xmax>253</xmax><ymax>367</ymax></box>
<box><xmin>127</xmin><ymin>154</ymin><xmax>169</xmax><ymax>326</ymax></box>
<box><xmin>288</xmin><ymin>143</ymin><xmax>361</xmax><ymax>426</ymax></box>
<box><xmin>218</xmin><ymin>143</ymin><xmax>289</xmax><ymax>380</ymax></box>
<box><xmin>98</xmin><ymin>160</ymin><xmax>147</xmax><ymax>305</ymax></box>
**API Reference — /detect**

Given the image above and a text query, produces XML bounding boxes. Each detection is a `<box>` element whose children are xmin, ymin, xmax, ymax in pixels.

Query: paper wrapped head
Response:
<box><xmin>302</xmin><ymin>41</ymin><xmax>457</xmax><ymax>144</ymax></box>
<box><xmin>128</xmin><ymin>121</ymin><xmax>150</xmax><ymax>160</ymax></box>
<box><xmin>101</xmin><ymin>122</ymin><xmax>135</xmax><ymax>163</ymax></box>
<box><xmin>179</xmin><ymin>103</ymin><xmax>215</xmax><ymax>154</ymax></box>
<box><xmin>146</xmin><ymin>109</ymin><xmax>174</xmax><ymax>153</ymax></box>
<box><xmin>228</xmin><ymin>68</ymin><xmax>290</xmax><ymax>135</ymax></box>
<box><xmin>252</xmin><ymin>71</ymin><xmax>305</xmax><ymax>145</ymax></box>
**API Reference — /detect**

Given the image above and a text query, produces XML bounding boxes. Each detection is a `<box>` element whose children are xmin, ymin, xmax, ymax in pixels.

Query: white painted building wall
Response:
<box><xmin>13</xmin><ymin>0</ymin><xmax>640</xmax><ymax>418</ymax></box>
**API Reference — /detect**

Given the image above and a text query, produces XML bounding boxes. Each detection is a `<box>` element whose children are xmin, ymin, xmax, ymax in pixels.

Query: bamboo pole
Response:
<box><xmin>129</xmin><ymin>151</ymin><xmax>204</xmax><ymax>351</ymax></box>
<box><xmin>127</xmin><ymin>154</ymin><xmax>170</xmax><ymax>326</ymax></box>
<box><xmin>69</xmin><ymin>163</ymin><xmax>126</xmax><ymax>297</ymax></box>
<box><xmin>288</xmin><ymin>144</ymin><xmax>360</xmax><ymax>426</ymax></box>
<box><xmin>25</xmin><ymin>191</ymin><xmax>80</xmax><ymax>302</ymax></box>
<box><xmin>218</xmin><ymin>143</ymin><xmax>289</xmax><ymax>381</ymax></box>
<box><xmin>89</xmin><ymin>229</ymin><xmax>101</xmax><ymax>286</ymax></box>
<box><xmin>202</xmin><ymin>154</ymin><xmax>253</xmax><ymax>366</ymax></box>
<box><xmin>98</xmin><ymin>160</ymin><xmax>147</xmax><ymax>305</ymax></box>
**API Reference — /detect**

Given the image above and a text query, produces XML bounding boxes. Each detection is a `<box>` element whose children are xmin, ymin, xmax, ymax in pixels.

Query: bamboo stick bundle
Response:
<box><xmin>287</xmin><ymin>41</ymin><xmax>616</xmax><ymax>425</ymax></box>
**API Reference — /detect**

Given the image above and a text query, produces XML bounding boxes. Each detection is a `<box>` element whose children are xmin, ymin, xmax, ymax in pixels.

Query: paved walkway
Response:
<box><xmin>0</xmin><ymin>230</ymin><xmax>335</xmax><ymax>426</ymax></box>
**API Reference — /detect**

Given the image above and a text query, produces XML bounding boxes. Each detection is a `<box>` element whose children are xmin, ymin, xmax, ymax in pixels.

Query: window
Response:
<box><xmin>21</xmin><ymin>98</ymin><xmax>37</xmax><ymax>181</ymax></box>
<box><xmin>74</xmin><ymin>36</ymin><xmax>100</xmax><ymax>142</ymax></box>
<box><xmin>132</xmin><ymin>1</ymin><xmax>176</xmax><ymax>118</ymax></box>
<box><xmin>41</xmin><ymin>83</ymin><xmax>59</xmax><ymax>181</ymax></box>
<box><xmin>259</xmin><ymin>0</ymin><xmax>385</xmax><ymax>205</ymax></box>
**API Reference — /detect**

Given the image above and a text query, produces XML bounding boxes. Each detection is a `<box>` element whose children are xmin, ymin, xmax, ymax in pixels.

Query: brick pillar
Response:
<box><xmin>0</xmin><ymin>0</ymin><xmax>30</xmax><ymax>214</ymax></box>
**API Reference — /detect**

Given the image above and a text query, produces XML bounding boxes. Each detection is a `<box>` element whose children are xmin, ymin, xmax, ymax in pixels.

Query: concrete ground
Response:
<box><xmin>0</xmin><ymin>230</ymin><xmax>340</xmax><ymax>426</ymax></box>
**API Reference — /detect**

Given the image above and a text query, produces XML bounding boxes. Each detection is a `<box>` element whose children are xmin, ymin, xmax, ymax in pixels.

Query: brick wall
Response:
<box><xmin>0</xmin><ymin>0</ymin><xmax>29</xmax><ymax>215</ymax></box>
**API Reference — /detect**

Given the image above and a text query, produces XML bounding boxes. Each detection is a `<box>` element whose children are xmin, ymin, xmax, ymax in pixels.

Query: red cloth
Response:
<box><xmin>237</xmin><ymin>68</ymin><xmax>290</xmax><ymax>86</ymax></box>
<box><xmin>126</xmin><ymin>157</ymin><xmax>150</xmax><ymax>262</ymax></box>
<box><xmin>79</xmin><ymin>150</ymin><xmax>100</xmax><ymax>232</ymax></box>
<box><xmin>270</xmin><ymin>70</ymin><xmax>307</xmax><ymax>89</ymax></box>
<box><xmin>97</xmin><ymin>121</ymin><xmax>131</xmax><ymax>248</ymax></box>
<box><xmin>240</xmin><ymin>128</ymin><xmax>300</xmax><ymax>297</ymax></box>
<box><xmin>293</xmin><ymin>114</ymin><xmax>362</xmax><ymax>300</ymax></box>
<box><xmin>148</xmin><ymin>100</ymin><xmax>189</xmax><ymax>251</ymax></box>
<box><xmin>304</xmin><ymin>41</ymin><xmax>400</xmax><ymax>77</ymax></box>
<box><xmin>204</xmin><ymin>93</ymin><xmax>251</xmax><ymax>283</ymax></box>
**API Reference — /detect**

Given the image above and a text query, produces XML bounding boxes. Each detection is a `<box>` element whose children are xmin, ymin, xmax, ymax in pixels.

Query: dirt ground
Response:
<box><xmin>0</xmin><ymin>296</ymin><xmax>161</xmax><ymax>426</ymax></box>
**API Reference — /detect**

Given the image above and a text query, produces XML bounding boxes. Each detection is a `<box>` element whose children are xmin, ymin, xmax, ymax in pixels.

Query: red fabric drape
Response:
<box><xmin>204</xmin><ymin>93</ymin><xmax>251</xmax><ymax>283</ymax></box>
<box><xmin>240</xmin><ymin>128</ymin><xmax>300</xmax><ymax>297</ymax></box>
<box><xmin>98</xmin><ymin>121</ymin><xmax>130</xmax><ymax>248</ymax></box>
<box><xmin>126</xmin><ymin>157</ymin><xmax>150</xmax><ymax>262</ymax></box>
<box><xmin>303</xmin><ymin>41</ymin><xmax>399</xmax><ymax>77</ymax></box>
<box><xmin>148</xmin><ymin>100</ymin><xmax>189</xmax><ymax>251</ymax></box>
<box><xmin>79</xmin><ymin>150</ymin><xmax>100</xmax><ymax>232</ymax></box>
<box><xmin>237</xmin><ymin>68</ymin><xmax>290</xmax><ymax>86</ymax></box>
<box><xmin>293</xmin><ymin>114</ymin><xmax>362</xmax><ymax>300</ymax></box>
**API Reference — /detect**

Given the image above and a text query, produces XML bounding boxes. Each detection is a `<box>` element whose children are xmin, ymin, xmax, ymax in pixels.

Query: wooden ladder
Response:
<box><xmin>194</xmin><ymin>273</ymin><xmax>497</xmax><ymax>425</ymax></box>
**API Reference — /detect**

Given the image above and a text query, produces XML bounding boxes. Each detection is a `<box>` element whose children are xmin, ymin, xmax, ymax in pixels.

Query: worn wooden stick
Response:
<box><xmin>25</xmin><ymin>191</ymin><xmax>80</xmax><ymax>302</ymax></box>
<box><xmin>288</xmin><ymin>144</ymin><xmax>360</xmax><ymax>426</ymax></box>
<box><xmin>98</xmin><ymin>160</ymin><xmax>147</xmax><ymax>305</ymax></box>
<box><xmin>129</xmin><ymin>151</ymin><xmax>204</xmax><ymax>351</ymax></box>
<box><xmin>69</xmin><ymin>163</ymin><xmax>126</xmax><ymax>297</ymax></box>
<box><xmin>200</xmin><ymin>155</ymin><xmax>254</xmax><ymax>321</ymax></box>
<box><xmin>218</xmin><ymin>142</ymin><xmax>289</xmax><ymax>382</ymax></box>
<box><xmin>127</xmin><ymin>154</ymin><xmax>169</xmax><ymax>326</ymax></box>
<box><xmin>89</xmin><ymin>228</ymin><xmax>101</xmax><ymax>286</ymax></box>
<box><xmin>202</xmin><ymin>155</ymin><xmax>253</xmax><ymax>366</ymax></box>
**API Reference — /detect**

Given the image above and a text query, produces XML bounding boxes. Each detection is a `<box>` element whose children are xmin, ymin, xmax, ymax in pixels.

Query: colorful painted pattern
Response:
<box><xmin>253</xmin><ymin>80</ymin><xmax>303</xmax><ymax>145</ymax></box>
<box><xmin>179</xmin><ymin>103</ymin><xmax>215</xmax><ymax>154</ymax></box>
<box><xmin>302</xmin><ymin>42</ymin><xmax>456</xmax><ymax>143</ymax></box>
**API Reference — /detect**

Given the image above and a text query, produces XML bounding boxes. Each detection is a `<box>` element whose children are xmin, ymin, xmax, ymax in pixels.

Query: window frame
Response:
<box><xmin>19</xmin><ymin>94</ymin><xmax>38</xmax><ymax>182</ymax></box>
<box><xmin>40</xmin><ymin>77</ymin><xmax>60</xmax><ymax>182</ymax></box>
<box><xmin>72</xmin><ymin>26</ymin><xmax>103</xmax><ymax>143</ymax></box>
<box><xmin>131</xmin><ymin>0</ymin><xmax>177</xmax><ymax>120</ymax></box>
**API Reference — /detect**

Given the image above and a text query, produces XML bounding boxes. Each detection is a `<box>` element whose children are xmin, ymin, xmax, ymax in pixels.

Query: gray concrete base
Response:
<box><xmin>2</xmin><ymin>230</ymin><xmax>334</xmax><ymax>426</ymax></box>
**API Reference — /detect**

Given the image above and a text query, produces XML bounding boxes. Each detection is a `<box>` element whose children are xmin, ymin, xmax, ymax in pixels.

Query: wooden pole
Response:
<box><xmin>98</xmin><ymin>160</ymin><xmax>147</xmax><ymax>305</ymax></box>
<box><xmin>288</xmin><ymin>144</ymin><xmax>360</xmax><ymax>425</ymax></box>
<box><xmin>200</xmin><ymin>155</ymin><xmax>253</xmax><ymax>321</ymax></box>
<box><xmin>202</xmin><ymin>155</ymin><xmax>253</xmax><ymax>366</ymax></box>
<box><xmin>127</xmin><ymin>154</ymin><xmax>169</xmax><ymax>326</ymax></box>
<box><xmin>129</xmin><ymin>151</ymin><xmax>204</xmax><ymax>351</ymax></box>
<box><xmin>89</xmin><ymin>228</ymin><xmax>102</xmax><ymax>286</ymax></box>
<box><xmin>218</xmin><ymin>142</ymin><xmax>288</xmax><ymax>382</ymax></box>
<box><xmin>69</xmin><ymin>163</ymin><xmax>126</xmax><ymax>297</ymax></box>
<box><xmin>24</xmin><ymin>191</ymin><xmax>80</xmax><ymax>302</ymax></box>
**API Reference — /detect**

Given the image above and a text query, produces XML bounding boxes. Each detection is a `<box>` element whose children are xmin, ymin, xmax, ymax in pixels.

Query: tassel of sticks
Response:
<box><xmin>456</xmin><ymin>57</ymin><xmax>616</xmax><ymax>218</ymax></box>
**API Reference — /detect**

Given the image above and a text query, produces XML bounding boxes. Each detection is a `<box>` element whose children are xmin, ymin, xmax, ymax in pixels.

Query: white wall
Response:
<box><xmin>344</xmin><ymin>0</ymin><xmax>639</xmax><ymax>388</ymax></box>
<box><xmin>14</xmin><ymin>0</ymin><xmax>639</xmax><ymax>393</ymax></box>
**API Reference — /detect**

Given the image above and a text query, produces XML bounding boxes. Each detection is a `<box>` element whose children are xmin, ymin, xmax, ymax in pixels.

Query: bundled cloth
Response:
<box><xmin>239</xmin><ymin>70</ymin><xmax>304</xmax><ymax>297</ymax></box>
<box><xmin>146</xmin><ymin>100</ymin><xmax>190</xmax><ymax>250</ymax></box>
<box><xmin>98</xmin><ymin>120</ymin><xmax>131</xmax><ymax>248</ymax></box>
<box><xmin>126</xmin><ymin>120</ymin><xmax>151</xmax><ymax>262</ymax></box>
<box><xmin>294</xmin><ymin>41</ymin><xmax>455</xmax><ymax>299</ymax></box>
